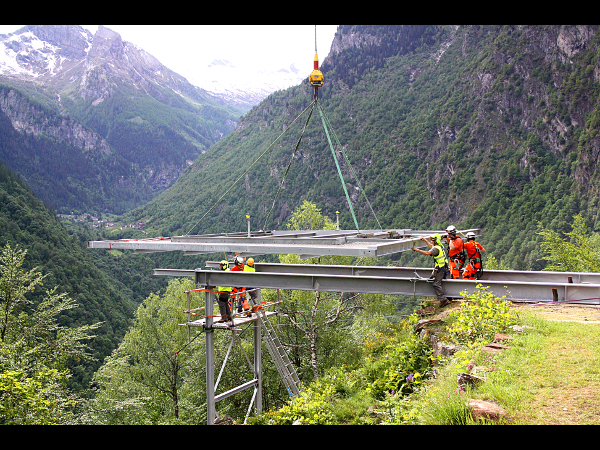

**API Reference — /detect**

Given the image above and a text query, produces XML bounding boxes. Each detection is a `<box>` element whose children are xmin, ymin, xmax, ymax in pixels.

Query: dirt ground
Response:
<box><xmin>509</xmin><ymin>301</ymin><xmax>600</xmax><ymax>324</ymax></box>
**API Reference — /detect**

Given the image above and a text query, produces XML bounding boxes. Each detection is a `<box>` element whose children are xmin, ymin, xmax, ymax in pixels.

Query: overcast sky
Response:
<box><xmin>0</xmin><ymin>25</ymin><xmax>339</xmax><ymax>88</ymax></box>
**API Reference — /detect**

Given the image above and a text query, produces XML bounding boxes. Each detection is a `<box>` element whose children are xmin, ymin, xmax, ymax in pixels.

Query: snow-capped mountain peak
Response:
<box><xmin>0</xmin><ymin>25</ymin><xmax>308</xmax><ymax>107</ymax></box>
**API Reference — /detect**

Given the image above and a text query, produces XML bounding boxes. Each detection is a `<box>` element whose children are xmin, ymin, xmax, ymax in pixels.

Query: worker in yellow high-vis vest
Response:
<box><xmin>216</xmin><ymin>260</ymin><xmax>232</xmax><ymax>322</ymax></box>
<box><xmin>412</xmin><ymin>234</ymin><xmax>450</xmax><ymax>308</ymax></box>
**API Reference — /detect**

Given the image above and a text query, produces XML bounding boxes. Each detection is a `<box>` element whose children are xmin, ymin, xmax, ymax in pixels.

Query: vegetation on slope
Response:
<box><xmin>3</xmin><ymin>202</ymin><xmax>598</xmax><ymax>424</ymax></box>
<box><xmin>249</xmin><ymin>290</ymin><xmax>600</xmax><ymax>425</ymax></box>
<box><xmin>0</xmin><ymin>161</ymin><xmax>157</xmax><ymax>390</ymax></box>
<box><xmin>3</xmin><ymin>25</ymin><xmax>600</xmax><ymax>424</ymax></box>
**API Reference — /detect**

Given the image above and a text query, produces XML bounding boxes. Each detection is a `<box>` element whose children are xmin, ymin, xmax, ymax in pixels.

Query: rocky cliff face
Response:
<box><xmin>0</xmin><ymin>87</ymin><xmax>111</xmax><ymax>154</ymax></box>
<box><xmin>457</xmin><ymin>26</ymin><xmax>598</xmax><ymax>181</ymax></box>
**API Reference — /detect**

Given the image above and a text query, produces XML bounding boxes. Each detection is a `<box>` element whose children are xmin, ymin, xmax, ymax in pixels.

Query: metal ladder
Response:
<box><xmin>251</xmin><ymin>293</ymin><xmax>301</xmax><ymax>397</ymax></box>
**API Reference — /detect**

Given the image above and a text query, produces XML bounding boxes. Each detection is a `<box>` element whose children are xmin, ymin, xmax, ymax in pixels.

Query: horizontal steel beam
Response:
<box><xmin>90</xmin><ymin>239</ymin><xmax>429</xmax><ymax>258</ymax></box>
<box><xmin>205</xmin><ymin>261</ymin><xmax>600</xmax><ymax>285</ymax></box>
<box><xmin>153</xmin><ymin>265</ymin><xmax>600</xmax><ymax>304</ymax></box>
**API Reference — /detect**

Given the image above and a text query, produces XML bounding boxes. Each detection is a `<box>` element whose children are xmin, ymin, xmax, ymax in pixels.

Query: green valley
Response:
<box><xmin>2</xmin><ymin>25</ymin><xmax>600</xmax><ymax>425</ymax></box>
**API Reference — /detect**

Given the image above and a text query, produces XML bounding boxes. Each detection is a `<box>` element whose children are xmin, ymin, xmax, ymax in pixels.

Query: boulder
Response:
<box><xmin>482</xmin><ymin>342</ymin><xmax>511</xmax><ymax>354</ymax></box>
<box><xmin>414</xmin><ymin>318</ymin><xmax>444</xmax><ymax>332</ymax></box>
<box><xmin>213</xmin><ymin>415</ymin><xmax>235</xmax><ymax>425</ymax></box>
<box><xmin>468</xmin><ymin>399</ymin><xmax>507</xmax><ymax>422</ymax></box>
<box><xmin>416</xmin><ymin>306</ymin><xmax>436</xmax><ymax>316</ymax></box>
<box><xmin>457</xmin><ymin>372</ymin><xmax>485</xmax><ymax>387</ymax></box>
<box><xmin>429</xmin><ymin>334</ymin><xmax>458</xmax><ymax>360</ymax></box>
<box><xmin>493</xmin><ymin>333</ymin><xmax>513</xmax><ymax>343</ymax></box>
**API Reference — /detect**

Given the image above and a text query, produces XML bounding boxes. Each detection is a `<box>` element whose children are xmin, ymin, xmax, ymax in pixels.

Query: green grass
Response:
<box><xmin>250</xmin><ymin>306</ymin><xmax>600</xmax><ymax>425</ymax></box>
<box><xmin>392</xmin><ymin>311</ymin><xmax>600</xmax><ymax>425</ymax></box>
<box><xmin>488</xmin><ymin>313</ymin><xmax>600</xmax><ymax>424</ymax></box>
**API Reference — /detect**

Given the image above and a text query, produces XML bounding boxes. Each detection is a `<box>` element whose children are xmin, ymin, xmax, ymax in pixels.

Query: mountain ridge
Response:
<box><xmin>0</xmin><ymin>25</ymin><xmax>246</xmax><ymax>214</ymax></box>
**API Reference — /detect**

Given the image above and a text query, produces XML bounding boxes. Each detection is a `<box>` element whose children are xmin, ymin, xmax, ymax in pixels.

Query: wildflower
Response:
<box><xmin>406</xmin><ymin>373</ymin><xmax>414</xmax><ymax>382</ymax></box>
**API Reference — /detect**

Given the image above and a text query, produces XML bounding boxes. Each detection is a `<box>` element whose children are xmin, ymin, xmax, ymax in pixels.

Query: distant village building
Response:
<box><xmin>58</xmin><ymin>213</ymin><xmax>143</xmax><ymax>230</ymax></box>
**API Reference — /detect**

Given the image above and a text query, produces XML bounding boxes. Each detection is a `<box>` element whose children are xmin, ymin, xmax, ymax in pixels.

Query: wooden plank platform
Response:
<box><xmin>182</xmin><ymin>310</ymin><xmax>278</xmax><ymax>329</ymax></box>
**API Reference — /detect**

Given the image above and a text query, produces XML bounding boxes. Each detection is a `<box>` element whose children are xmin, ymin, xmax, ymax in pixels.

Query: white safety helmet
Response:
<box><xmin>446</xmin><ymin>225</ymin><xmax>457</xmax><ymax>234</ymax></box>
<box><xmin>235</xmin><ymin>256</ymin><xmax>244</xmax><ymax>265</ymax></box>
<box><xmin>466</xmin><ymin>231</ymin><xmax>476</xmax><ymax>239</ymax></box>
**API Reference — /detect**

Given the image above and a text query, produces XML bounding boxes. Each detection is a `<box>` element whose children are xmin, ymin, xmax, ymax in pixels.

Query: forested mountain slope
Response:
<box><xmin>0</xmin><ymin>161</ymin><xmax>161</xmax><ymax>389</ymax></box>
<box><xmin>126</xmin><ymin>25</ymin><xmax>600</xmax><ymax>271</ymax></box>
<box><xmin>0</xmin><ymin>25</ymin><xmax>244</xmax><ymax>215</ymax></box>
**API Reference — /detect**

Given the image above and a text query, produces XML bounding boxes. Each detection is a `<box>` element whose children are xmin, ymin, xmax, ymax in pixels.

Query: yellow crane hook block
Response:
<box><xmin>309</xmin><ymin>52</ymin><xmax>324</xmax><ymax>87</ymax></box>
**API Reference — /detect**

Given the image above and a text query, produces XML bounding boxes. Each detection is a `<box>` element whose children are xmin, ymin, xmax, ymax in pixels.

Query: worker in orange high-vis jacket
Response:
<box><xmin>462</xmin><ymin>232</ymin><xmax>486</xmax><ymax>280</ymax></box>
<box><xmin>445</xmin><ymin>225</ymin><xmax>466</xmax><ymax>279</ymax></box>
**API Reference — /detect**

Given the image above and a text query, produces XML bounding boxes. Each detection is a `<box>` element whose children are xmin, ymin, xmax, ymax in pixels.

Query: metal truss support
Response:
<box><xmin>205</xmin><ymin>290</ymin><xmax>216</xmax><ymax>425</ymax></box>
<box><xmin>201</xmin><ymin>289</ymin><xmax>263</xmax><ymax>425</ymax></box>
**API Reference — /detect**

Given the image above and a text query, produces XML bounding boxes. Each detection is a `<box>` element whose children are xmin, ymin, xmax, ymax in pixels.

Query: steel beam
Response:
<box><xmin>154</xmin><ymin>264</ymin><xmax>600</xmax><ymax>304</ymax></box>
<box><xmin>214</xmin><ymin>379</ymin><xmax>259</xmax><ymax>403</ymax></box>
<box><xmin>205</xmin><ymin>290</ymin><xmax>216</xmax><ymax>425</ymax></box>
<box><xmin>209</xmin><ymin>262</ymin><xmax>600</xmax><ymax>285</ymax></box>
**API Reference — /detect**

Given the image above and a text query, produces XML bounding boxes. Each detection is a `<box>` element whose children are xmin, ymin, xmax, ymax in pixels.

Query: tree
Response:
<box><xmin>286</xmin><ymin>200</ymin><xmax>337</xmax><ymax>231</ymax></box>
<box><xmin>267</xmin><ymin>201</ymin><xmax>394</xmax><ymax>380</ymax></box>
<box><xmin>0</xmin><ymin>243</ymin><xmax>44</xmax><ymax>342</ymax></box>
<box><xmin>0</xmin><ymin>243</ymin><xmax>100</xmax><ymax>424</ymax></box>
<box><xmin>83</xmin><ymin>277</ymin><xmax>202</xmax><ymax>424</ymax></box>
<box><xmin>537</xmin><ymin>215</ymin><xmax>600</xmax><ymax>272</ymax></box>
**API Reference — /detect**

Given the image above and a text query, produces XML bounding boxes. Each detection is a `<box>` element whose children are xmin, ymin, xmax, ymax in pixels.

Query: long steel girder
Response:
<box><xmin>86</xmin><ymin>228</ymin><xmax>481</xmax><ymax>259</ymax></box>
<box><xmin>154</xmin><ymin>262</ymin><xmax>600</xmax><ymax>305</ymax></box>
<box><xmin>88</xmin><ymin>228</ymin><xmax>600</xmax><ymax>303</ymax></box>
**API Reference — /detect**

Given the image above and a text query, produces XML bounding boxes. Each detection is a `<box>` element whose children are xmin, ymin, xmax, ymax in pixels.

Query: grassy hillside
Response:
<box><xmin>248</xmin><ymin>298</ymin><xmax>600</xmax><ymax>425</ymax></box>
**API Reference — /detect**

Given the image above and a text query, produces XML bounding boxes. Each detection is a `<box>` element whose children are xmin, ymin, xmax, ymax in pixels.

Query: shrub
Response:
<box><xmin>249</xmin><ymin>379</ymin><xmax>336</xmax><ymax>425</ymax></box>
<box><xmin>446</xmin><ymin>284</ymin><xmax>517</xmax><ymax>345</ymax></box>
<box><xmin>365</xmin><ymin>333</ymin><xmax>434</xmax><ymax>400</ymax></box>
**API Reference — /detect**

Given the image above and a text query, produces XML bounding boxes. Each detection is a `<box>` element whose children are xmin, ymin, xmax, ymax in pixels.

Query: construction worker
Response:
<box><xmin>216</xmin><ymin>260</ymin><xmax>233</xmax><ymax>323</ymax></box>
<box><xmin>243</xmin><ymin>257</ymin><xmax>258</xmax><ymax>304</ymax></box>
<box><xmin>412</xmin><ymin>234</ymin><xmax>450</xmax><ymax>308</ymax></box>
<box><xmin>462</xmin><ymin>232</ymin><xmax>486</xmax><ymax>280</ymax></box>
<box><xmin>445</xmin><ymin>225</ymin><xmax>466</xmax><ymax>279</ymax></box>
<box><xmin>231</xmin><ymin>256</ymin><xmax>250</xmax><ymax>316</ymax></box>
